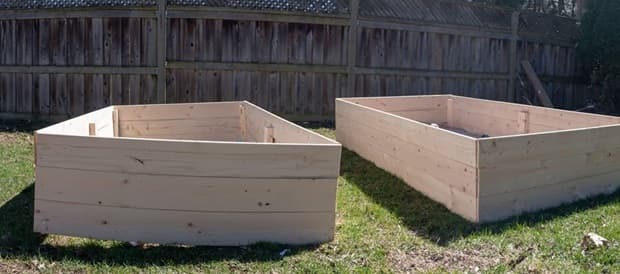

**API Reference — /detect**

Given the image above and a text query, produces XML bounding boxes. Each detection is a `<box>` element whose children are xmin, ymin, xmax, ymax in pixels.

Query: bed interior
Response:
<box><xmin>37</xmin><ymin>102</ymin><xmax>336</xmax><ymax>144</ymax></box>
<box><xmin>342</xmin><ymin>95</ymin><xmax>620</xmax><ymax>138</ymax></box>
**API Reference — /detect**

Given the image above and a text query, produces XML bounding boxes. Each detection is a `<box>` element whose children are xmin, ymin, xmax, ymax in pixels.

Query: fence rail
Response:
<box><xmin>0</xmin><ymin>1</ymin><xmax>585</xmax><ymax>121</ymax></box>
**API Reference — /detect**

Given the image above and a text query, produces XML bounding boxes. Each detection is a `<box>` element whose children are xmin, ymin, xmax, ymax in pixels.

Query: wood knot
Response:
<box><xmin>130</xmin><ymin>156</ymin><xmax>144</xmax><ymax>165</ymax></box>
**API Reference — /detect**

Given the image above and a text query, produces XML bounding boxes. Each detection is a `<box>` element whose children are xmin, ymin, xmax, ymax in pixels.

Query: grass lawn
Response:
<box><xmin>1</xmin><ymin>122</ymin><xmax>619</xmax><ymax>273</ymax></box>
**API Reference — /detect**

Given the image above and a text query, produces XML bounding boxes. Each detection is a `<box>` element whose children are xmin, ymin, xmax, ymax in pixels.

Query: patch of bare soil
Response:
<box><xmin>0</xmin><ymin>132</ymin><xmax>32</xmax><ymax>145</ymax></box>
<box><xmin>0</xmin><ymin>261</ymin><xmax>38</xmax><ymax>274</ymax></box>
<box><xmin>389</xmin><ymin>244</ymin><xmax>504</xmax><ymax>273</ymax></box>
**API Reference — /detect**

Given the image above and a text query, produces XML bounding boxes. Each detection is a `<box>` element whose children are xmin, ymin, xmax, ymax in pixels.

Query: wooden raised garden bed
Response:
<box><xmin>336</xmin><ymin>95</ymin><xmax>620</xmax><ymax>223</ymax></box>
<box><xmin>34</xmin><ymin>101</ymin><xmax>341</xmax><ymax>246</ymax></box>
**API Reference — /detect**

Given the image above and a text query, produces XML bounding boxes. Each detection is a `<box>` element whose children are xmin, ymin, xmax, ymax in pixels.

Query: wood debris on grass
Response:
<box><xmin>581</xmin><ymin>232</ymin><xmax>609</xmax><ymax>254</ymax></box>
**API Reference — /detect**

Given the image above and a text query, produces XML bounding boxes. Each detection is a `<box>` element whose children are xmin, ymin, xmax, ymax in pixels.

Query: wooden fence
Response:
<box><xmin>0</xmin><ymin>1</ymin><xmax>585</xmax><ymax>121</ymax></box>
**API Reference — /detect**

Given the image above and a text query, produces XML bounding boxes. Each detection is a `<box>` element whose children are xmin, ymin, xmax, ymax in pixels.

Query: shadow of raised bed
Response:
<box><xmin>0</xmin><ymin>184</ymin><xmax>320</xmax><ymax>266</ymax></box>
<box><xmin>340</xmin><ymin>148</ymin><xmax>620</xmax><ymax>246</ymax></box>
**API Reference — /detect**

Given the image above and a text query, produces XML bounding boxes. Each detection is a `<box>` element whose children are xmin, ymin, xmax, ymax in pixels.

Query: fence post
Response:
<box><xmin>156</xmin><ymin>0</ymin><xmax>167</xmax><ymax>104</ymax></box>
<box><xmin>346</xmin><ymin>0</ymin><xmax>359</xmax><ymax>97</ymax></box>
<box><xmin>508</xmin><ymin>11</ymin><xmax>519</xmax><ymax>103</ymax></box>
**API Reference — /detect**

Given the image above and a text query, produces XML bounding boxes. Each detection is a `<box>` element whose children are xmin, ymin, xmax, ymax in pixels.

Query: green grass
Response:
<box><xmin>1</xmin><ymin>124</ymin><xmax>619</xmax><ymax>273</ymax></box>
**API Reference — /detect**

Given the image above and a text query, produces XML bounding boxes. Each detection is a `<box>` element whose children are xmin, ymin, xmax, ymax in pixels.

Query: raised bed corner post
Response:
<box><xmin>156</xmin><ymin>0</ymin><xmax>167</xmax><ymax>104</ymax></box>
<box><xmin>346</xmin><ymin>0</ymin><xmax>360</xmax><ymax>98</ymax></box>
<box><xmin>264</xmin><ymin>126</ymin><xmax>275</xmax><ymax>143</ymax></box>
<box><xmin>89</xmin><ymin>123</ymin><xmax>96</xmax><ymax>136</ymax></box>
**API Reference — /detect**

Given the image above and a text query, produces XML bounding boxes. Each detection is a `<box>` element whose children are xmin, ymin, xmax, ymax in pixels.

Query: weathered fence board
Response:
<box><xmin>0</xmin><ymin>3</ymin><xmax>585</xmax><ymax>121</ymax></box>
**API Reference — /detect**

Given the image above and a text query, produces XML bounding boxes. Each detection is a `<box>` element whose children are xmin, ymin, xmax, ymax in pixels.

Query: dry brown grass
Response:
<box><xmin>389</xmin><ymin>243</ymin><xmax>504</xmax><ymax>273</ymax></box>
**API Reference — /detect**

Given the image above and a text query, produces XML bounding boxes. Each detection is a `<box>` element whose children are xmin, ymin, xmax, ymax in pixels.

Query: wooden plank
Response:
<box><xmin>116</xmin><ymin>101</ymin><xmax>241</xmax><ymax>140</ymax></box>
<box><xmin>0</xmin><ymin>8</ymin><xmax>156</xmax><ymax>20</ymax></box>
<box><xmin>239</xmin><ymin>104</ymin><xmax>247</xmax><ymax>140</ymax></box>
<box><xmin>35</xmin><ymin>133</ymin><xmax>341</xmax><ymax>179</ymax></box>
<box><xmin>452</xmin><ymin>95</ymin><xmax>620</xmax><ymax>136</ymax></box>
<box><xmin>517</xmin><ymin>110</ymin><xmax>529</xmax><ymax>134</ymax></box>
<box><xmin>166</xmin><ymin>7</ymin><xmax>349</xmax><ymax>26</ymax></box>
<box><xmin>126</xmin><ymin>18</ymin><xmax>142</xmax><ymax>104</ymax></box>
<box><xmin>194</xmin><ymin>20</ymin><xmax>208</xmax><ymax>102</ymax></box>
<box><xmin>452</xmin><ymin>98</ymin><xmax>520</xmax><ymax>137</ymax></box>
<box><xmin>0</xmin><ymin>65</ymin><xmax>156</xmax><ymax>74</ymax></box>
<box><xmin>34</xmin><ymin>200</ymin><xmax>335</xmax><ymax>246</ymax></box>
<box><xmin>336</xmin><ymin>109</ymin><xmax>478</xmax><ymax>221</ymax></box>
<box><xmin>508</xmin><ymin>11</ymin><xmax>519</xmax><ymax>102</ymax></box>
<box><xmin>36</xmin><ymin>106</ymin><xmax>115</xmax><ymax>136</ymax></box>
<box><xmin>142</xmin><ymin>18</ymin><xmax>158</xmax><ymax>104</ymax></box>
<box><xmin>156</xmin><ymin>0</ymin><xmax>167</xmax><ymax>103</ymax></box>
<box><xmin>446</xmin><ymin>97</ymin><xmax>454</xmax><ymax>127</ymax></box>
<box><xmin>355</xmin><ymin>67</ymin><xmax>510</xmax><ymax>80</ymax></box>
<box><xmin>15</xmin><ymin>19</ymin><xmax>34</xmax><ymax>113</ymax></box>
<box><xmin>478</xmin><ymin>124</ymin><xmax>620</xmax><ymax>200</ymax></box>
<box><xmin>88</xmin><ymin>123</ymin><xmax>96</xmax><ymax>136</ymax></box>
<box><xmin>341</xmin><ymin>95</ymin><xmax>448</xmax><ymax>123</ymax></box>
<box><xmin>112</xmin><ymin>108</ymin><xmax>119</xmax><ymax>137</ymax></box>
<box><xmin>347</xmin><ymin>0</ymin><xmax>360</xmax><ymax>99</ymax></box>
<box><xmin>36</xmin><ymin>167</ymin><xmax>336</xmax><ymax>213</ymax></box>
<box><xmin>103</xmin><ymin>18</ymin><xmax>123</xmax><ymax>105</ymax></box>
<box><xmin>336</xmin><ymin>114</ymin><xmax>477</xmax><ymax>197</ymax></box>
<box><xmin>142</xmin><ymin>18</ymin><xmax>158</xmax><ymax>67</ymax></box>
<box><xmin>519</xmin><ymin>32</ymin><xmax>576</xmax><ymax>48</ymax></box>
<box><xmin>479</xmin><ymin>170</ymin><xmax>620</xmax><ymax>222</ymax></box>
<box><xmin>263</xmin><ymin>126</ymin><xmax>275</xmax><ymax>143</ymax></box>
<box><xmin>36</xmin><ymin>19</ymin><xmax>51</xmax><ymax>115</ymax></box>
<box><xmin>165</xmin><ymin>19</ymin><xmax>179</xmax><ymax>103</ymax></box>
<box><xmin>2</xmin><ymin>20</ymin><xmax>16</xmax><ymax>113</ymax></box>
<box><xmin>479</xmin><ymin>124</ymin><xmax>620</xmax><ymax>168</ymax></box>
<box><xmin>90</xmin><ymin>18</ymin><xmax>105</xmax><ymax>110</ymax></box>
<box><xmin>116</xmin><ymin>101</ymin><xmax>240</xmax><ymax>121</ymax></box>
<box><xmin>120</xmin><ymin>117</ymin><xmax>241</xmax><ymax>141</ymax></box>
<box><xmin>521</xmin><ymin>60</ymin><xmax>553</xmax><ymax>108</ymax></box>
<box><xmin>69</xmin><ymin>18</ymin><xmax>86</xmax><ymax>116</ymax></box>
<box><xmin>242</xmin><ymin>101</ymin><xmax>339</xmax><ymax>145</ymax></box>
<box><xmin>336</xmin><ymin>98</ymin><xmax>477</xmax><ymax>166</ymax></box>
<box><xmin>50</xmin><ymin>19</ymin><xmax>69</xmax><ymax>116</ymax></box>
<box><xmin>358</xmin><ymin>19</ymin><xmax>512</xmax><ymax>40</ymax></box>
<box><xmin>166</xmin><ymin>61</ymin><xmax>347</xmax><ymax>74</ymax></box>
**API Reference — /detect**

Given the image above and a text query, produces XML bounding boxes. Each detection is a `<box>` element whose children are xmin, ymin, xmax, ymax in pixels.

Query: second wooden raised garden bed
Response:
<box><xmin>336</xmin><ymin>95</ymin><xmax>620</xmax><ymax>222</ymax></box>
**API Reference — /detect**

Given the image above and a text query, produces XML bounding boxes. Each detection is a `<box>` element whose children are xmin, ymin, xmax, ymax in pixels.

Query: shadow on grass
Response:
<box><xmin>0</xmin><ymin>119</ymin><xmax>320</xmax><ymax>266</ymax></box>
<box><xmin>340</xmin><ymin>148</ymin><xmax>620</xmax><ymax>245</ymax></box>
<box><xmin>0</xmin><ymin>185</ymin><xmax>320</xmax><ymax>266</ymax></box>
<box><xmin>0</xmin><ymin>119</ymin><xmax>51</xmax><ymax>133</ymax></box>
